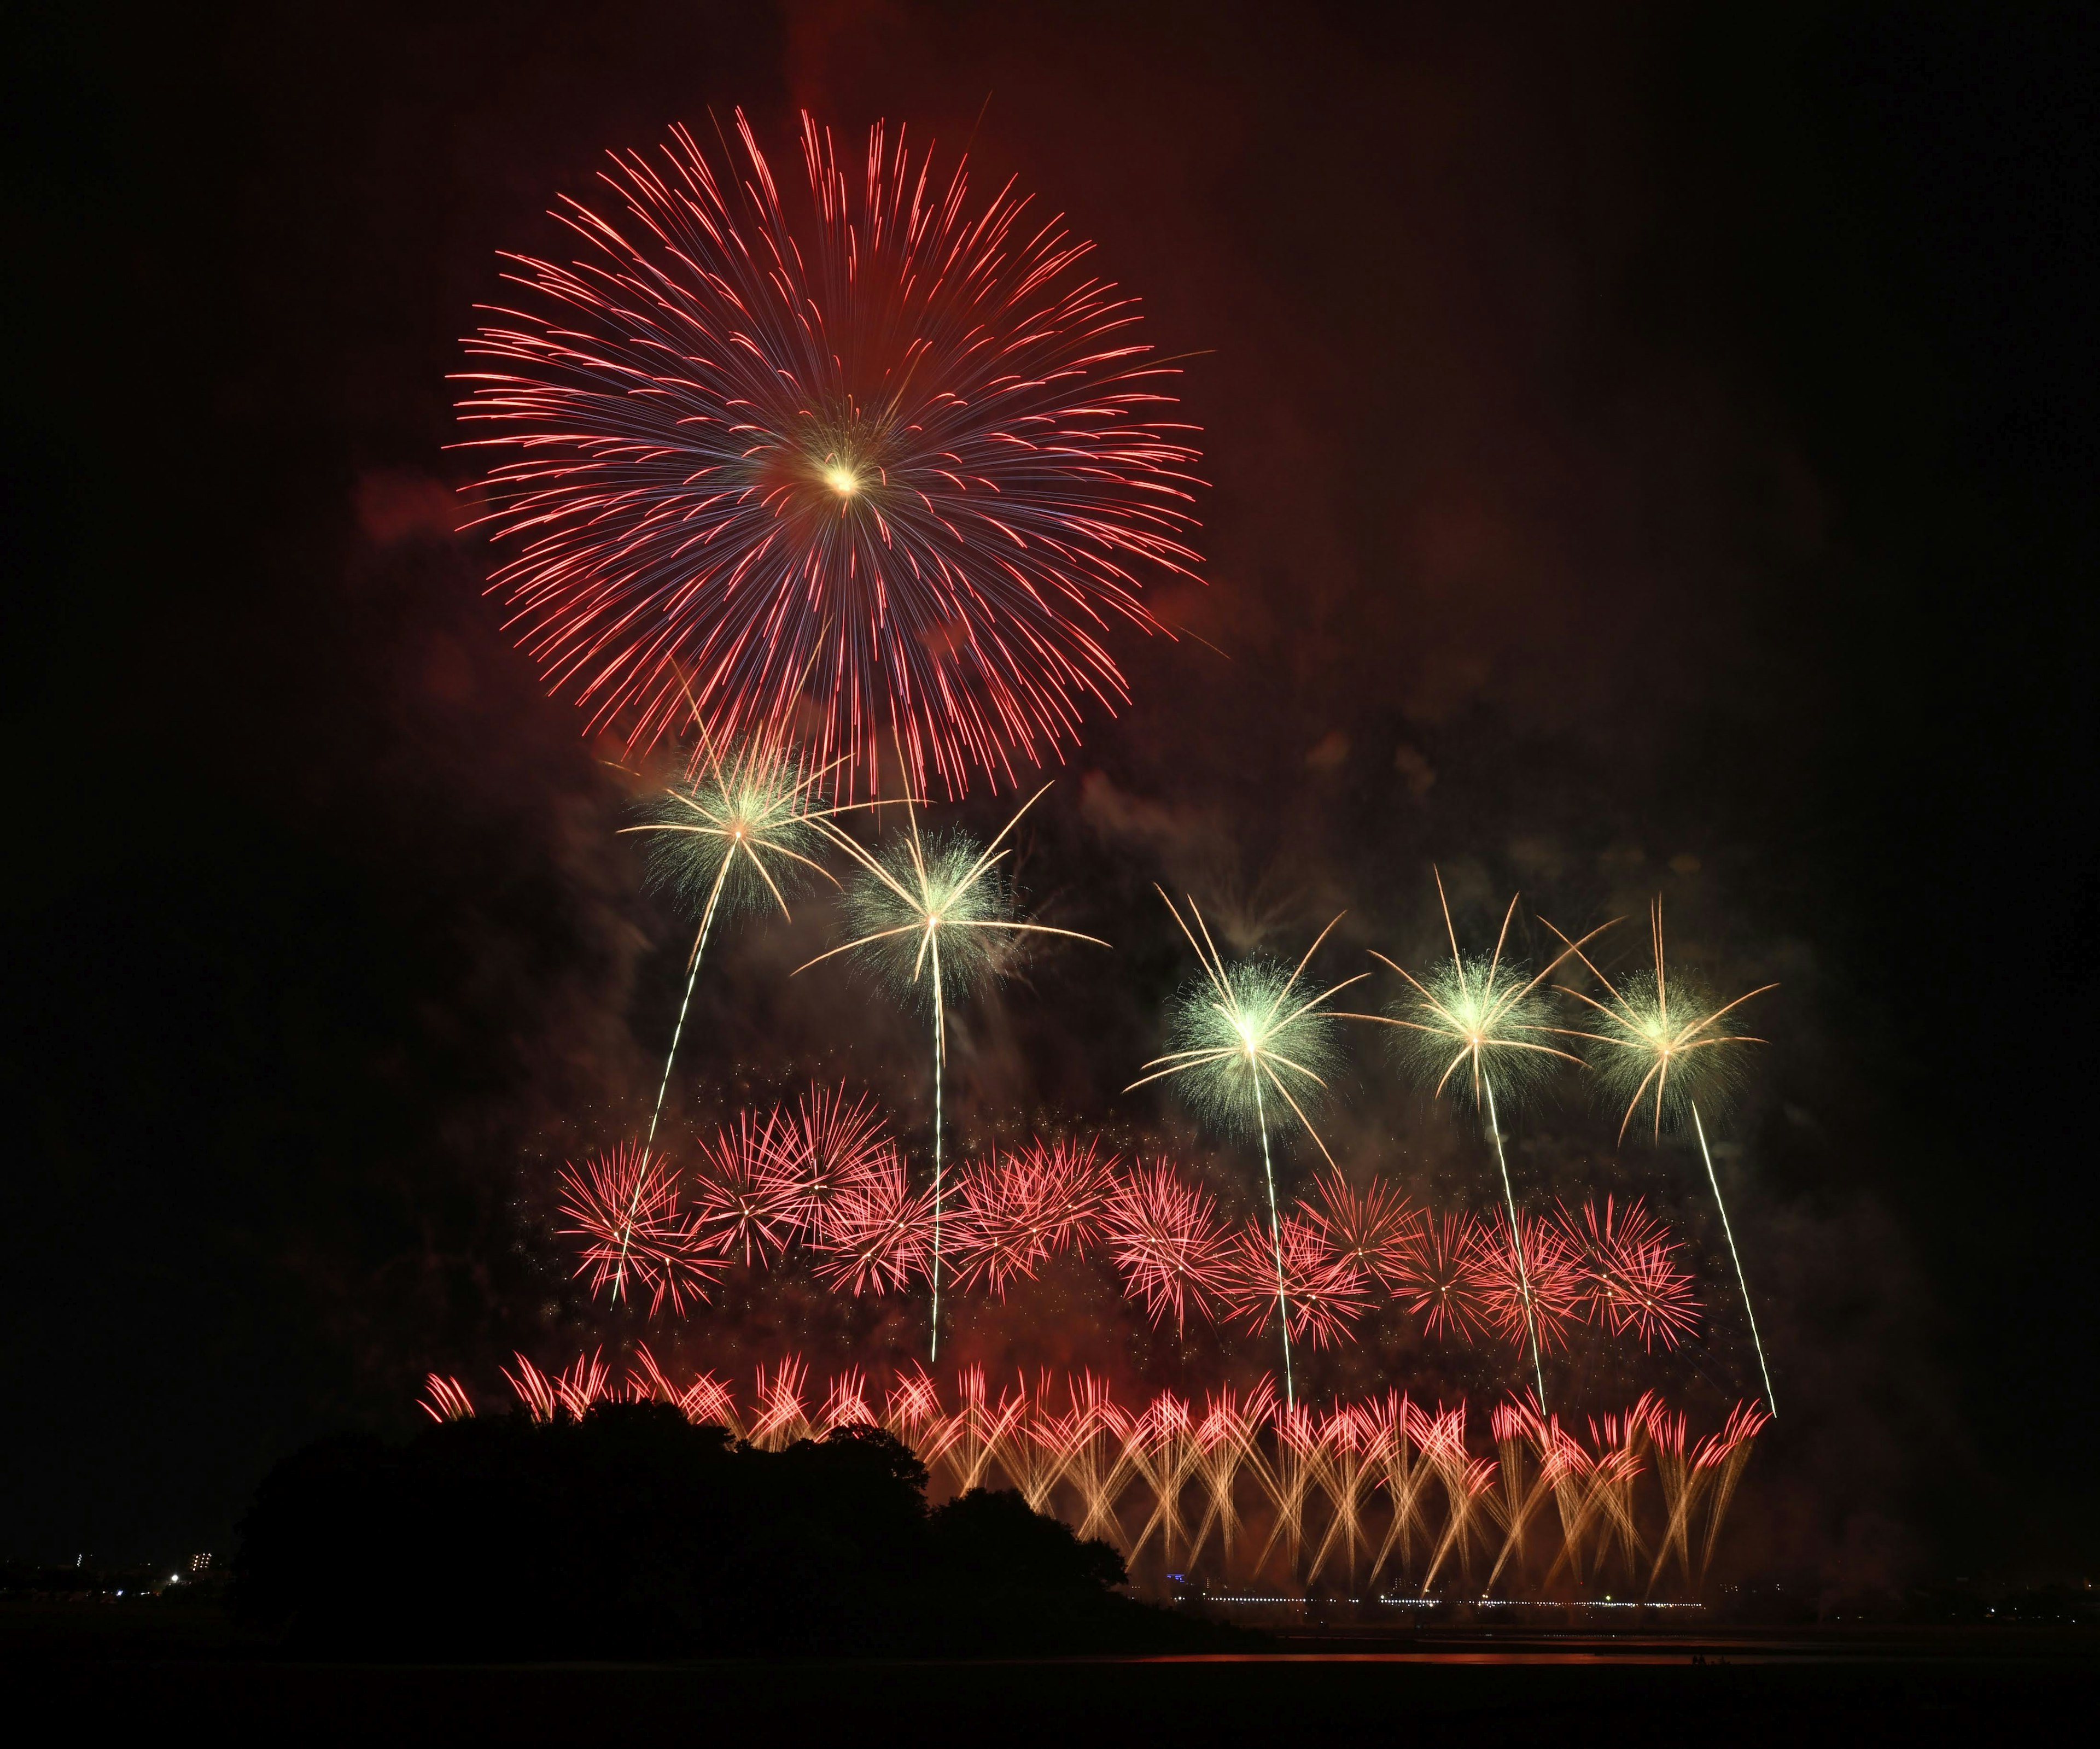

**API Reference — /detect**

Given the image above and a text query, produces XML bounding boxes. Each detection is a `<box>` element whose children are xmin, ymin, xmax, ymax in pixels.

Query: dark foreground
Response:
<box><xmin>7</xmin><ymin>1606</ymin><xmax>2091</xmax><ymax>1745</ymax></box>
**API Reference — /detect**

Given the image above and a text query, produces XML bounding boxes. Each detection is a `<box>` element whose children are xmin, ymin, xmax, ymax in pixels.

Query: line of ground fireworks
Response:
<box><xmin>423</xmin><ymin>1355</ymin><xmax>1765</xmax><ymax>1599</ymax></box>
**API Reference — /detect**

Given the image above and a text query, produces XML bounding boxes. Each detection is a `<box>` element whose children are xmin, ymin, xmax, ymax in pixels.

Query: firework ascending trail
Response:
<box><xmin>1547</xmin><ymin>898</ymin><xmax>1780</xmax><ymax>1412</ymax></box>
<box><xmin>457</xmin><ymin>112</ymin><xmax>1204</xmax><ymax>798</ymax></box>
<box><xmin>1127</xmin><ymin>892</ymin><xmax>1364</xmax><ymax>1403</ymax></box>
<box><xmin>800</xmin><ymin>785</ymin><xmax>1106</xmax><ymax>1358</ymax></box>
<box><xmin>1358</xmin><ymin>873</ymin><xmax>1611</xmax><ymax>1407</ymax></box>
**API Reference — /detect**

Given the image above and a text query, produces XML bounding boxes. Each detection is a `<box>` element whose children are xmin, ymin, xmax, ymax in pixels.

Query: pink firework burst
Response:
<box><xmin>946</xmin><ymin>1137</ymin><xmax>1113</xmax><ymax>1297</ymax></box>
<box><xmin>1389</xmin><ymin>1209</ymin><xmax>1495</xmax><ymax>1342</ymax></box>
<box><xmin>690</xmin><ymin>1110</ymin><xmax>801</xmax><ymax>1266</ymax></box>
<box><xmin>1220</xmin><ymin>1215</ymin><xmax>1372</xmax><ymax>1350</ymax></box>
<box><xmin>769</xmin><ymin>1082</ymin><xmax>893</xmax><ymax>1243</ymax></box>
<box><xmin>554</xmin><ymin>1141</ymin><xmax>725</xmax><ymax>1314</ymax></box>
<box><xmin>457</xmin><ymin>111</ymin><xmax>1205</xmax><ymax>797</ymax></box>
<box><xmin>1475</xmin><ymin>1214</ymin><xmax>1584</xmax><ymax>1355</ymax></box>
<box><xmin>1300</xmin><ymin>1166</ymin><xmax>1419</xmax><ymax>1294</ymax></box>
<box><xmin>809</xmin><ymin>1143</ymin><xmax>932</xmax><ymax>1295</ymax></box>
<box><xmin>1557</xmin><ymin>1197</ymin><xmax>1700</xmax><ymax>1351</ymax></box>
<box><xmin>1096</xmin><ymin>1157</ymin><xmax>1232</xmax><ymax>1330</ymax></box>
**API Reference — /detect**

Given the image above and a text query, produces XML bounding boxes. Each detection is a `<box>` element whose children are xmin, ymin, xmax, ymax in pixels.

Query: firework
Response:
<box><xmin>457</xmin><ymin>112</ymin><xmax>1204</xmax><ymax>798</ymax></box>
<box><xmin>1557</xmin><ymin>1196</ymin><xmax>1700</xmax><ymax>1352</ymax></box>
<box><xmin>470</xmin><ymin>1353</ymin><xmax>1768</xmax><ymax>1598</ymax></box>
<box><xmin>768</xmin><ymin>1081</ymin><xmax>894</xmax><ymax>1241</ymax></box>
<box><xmin>1548</xmin><ymin>898</ymin><xmax>1778</xmax><ymax>1412</ymax></box>
<box><xmin>809</xmin><ymin>1142</ymin><xmax>934</xmax><ymax>1296</ymax></box>
<box><xmin>802</xmin><ymin>785</ymin><xmax>1106</xmax><ymax>1357</ymax></box>
<box><xmin>1300</xmin><ymin>1166</ymin><xmax>1418</xmax><ymax>1294</ymax></box>
<box><xmin>555</xmin><ymin>1142</ymin><xmax>726</xmax><ymax>1315</ymax></box>
<box><xmin>1128</xmin><ymin>891</ymin><xmax>1365</xmax><ymax>1402</ymax></box>
<box><xmin>1474</xmin><ymin>1214</ymin><xmax>1584</xmax><ymax>1355</ymax></box>
<box><xmin>690</xmin><ymin>1109</ymin><xmax>801</xmax><ymax>1266</ymax></box>
<box><xmin>419</xmin><ymin>1375</ymin><xmax>475</xmax><ymax>1423</ymax></box>
<box><xmin>1388</xmin><ymin>1209</ymin><xmax>1496</xmax><ymax>1342</ymax></box>
<box><xmin>1363</xmin><ymin>871</ymin><xmax>1608</xmax><ymax>1405</ymax></box>
<box><xmin>1097</xmin><ymin>1157</ymin><xmax>1233</xmax><ymax>1330</ymax></box>
<box><xmin>947</xmin><ymin>1138</ymin><xmax>1113</xmax><ymax>1297</ymax></box>
<box><xmin>1219</xmin><ymin>1215</ymin><xmax>1374</xmax><ymax>1350</ymax></box>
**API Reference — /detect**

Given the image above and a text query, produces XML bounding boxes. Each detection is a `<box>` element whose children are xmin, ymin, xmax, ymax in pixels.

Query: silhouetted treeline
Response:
<box><xmin>232</xmin><ymin>1403</ymin><xmax>1240</xmax><ymax>1656</ymax></box>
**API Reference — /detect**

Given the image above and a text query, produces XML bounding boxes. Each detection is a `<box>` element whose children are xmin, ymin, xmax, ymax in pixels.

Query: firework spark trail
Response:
<box><xmin>1128</xmin><ymin>891</ymin><xmax>1364</xmax><ymax>1404</ymax></box>
<box><xmin>457</xmin><ymin>112</ymin><xmax>1205</xmax><ymax>799</ymax></box>
<box><xmin>1547</xmin><ymin>897</ymin><xmax>1780</xmax><ymax>1413</ymax></box>
<box><xmin>1360</xmin><ymin>872</ymin><xmax>1612</xmax><ymax>1408</ymax></box>
<box><xmin>419</xmin><ymin>1375</ymin><xmax>475</xmax><ymax>1423</ymax></box>
<box><xmin>802</xmin><ymin>784</ymin><xmax>1105</xmax><ymax>1359</ymax></box>
<box><xmin>470</xmin><ymin>1356</ymin><xmax>1766</xmax><ymax>1596</ymax></box>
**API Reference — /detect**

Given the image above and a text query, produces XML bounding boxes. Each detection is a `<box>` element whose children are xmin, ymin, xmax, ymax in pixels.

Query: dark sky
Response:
<box><xmin>5</xmin><ymin>1</ymin><xmax>2093</xmax><ymax>1588</ymax></box>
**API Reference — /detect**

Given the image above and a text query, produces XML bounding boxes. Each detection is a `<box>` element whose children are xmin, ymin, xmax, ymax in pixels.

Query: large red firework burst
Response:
<box><xmin>458</xmin><ymin>112</ymin><xmax>1204</xmax><ymax>796</ymax></box>
<box><xmin>553</xmin><ymin>1142</ymin><xmax>725</xmax><ymax>1314</ymax></box>
<box><xmin>1556</xmin><ymin>1196</ymin><xmax>1700</xmax><ymax>1351</ymax></box>
<box><xmin>809</xmin><ymin>1144</ymin><xmax>933</xmax><ymax>1295</ymax></box>
<box><xmin>946</xmin><ymin>1138</ymin><xmax>1112</xmax><ymax>1297</ymax></box>
<box><xmin>1096</xmin><ymin>1157</ymin><xmax>1232</xmax><ymax>1330</ymax></box>
<box><xmin>1219</xmin><ymin>1215</ymin><xmax>1373</xmax><ymax>1350</ymax></box>
<box><xmin>1300</xmin><ymin>1167</ymin><xmax>1418</xmax><ymax>1294</ymax></box>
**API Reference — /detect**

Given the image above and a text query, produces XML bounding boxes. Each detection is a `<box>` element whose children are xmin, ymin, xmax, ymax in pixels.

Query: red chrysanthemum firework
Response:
<box><xmin>947</xmin><ymin>1138</ymin><xmax>1113</xmax><ymax>1298</ymax></box>
<box><xmin>1098</xmin><ymin>1157</ymin><xmax>1233</xmax><ymax>1330</ymax></box>
<box><xmin>1475</xmin><ymin>1213</ymin><xmax>1585</xmax><ymax>1354</ymax></box>
<box><xmin>1300</xmin><ymin>1166</ymin><xmax>1419</xmax><ymax>1293</ymax></box>
<box><xmin>1389</xmin><ymin>1209</ymin><xmax>1496</xmax><ymax>1341</ymax></box>
<box><xmin>809</xmin><ymin>1143</ymin><xmax>932</xmax><ymax>1295</ymax></box>
<box><xmin>555</xmin><ymin>1141</ymin><xmax>726</xmax><ymax>1314</ymax></box>
<box><xmin>1220</xmin><ymin>1215</ymin><xmax>1373</xmax><ymax>1350</ymax></box>
<box><xmin>1557</xmin><ymin>1197</ymin><xmax>1700</xmax><ymax>1351</ymax></box>
<box><xmin>457</xmin><ymin>111</ymin><xmax>1204</xmax><ymax>797</ymax></box>
<box><xmin>767</xmin><ymin>1081</ymin><xmax>893</xmax><ymax>1243</ymax></box>
<box><xmin>690</xmin><ymin>1110</ymin><xmax>800</xmax><ymax>1266</ymax></box>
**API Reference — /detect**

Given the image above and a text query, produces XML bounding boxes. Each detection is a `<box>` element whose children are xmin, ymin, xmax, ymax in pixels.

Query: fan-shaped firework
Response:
<box><xmin>1128</xmin><ymin>891</ymin><xmax>1365</xmax><ymax>1402</ymax></box>
<box><xmin>1097</xmin><ymin>1159</ymin><xmax>1232</xmax><ymax>1330</ymax></box>
<box><xmin>1547</xmin><ymin>898</ymin><xmax>1778</xmax><ymax>1410</ymax></box>
<box><xmin>803</xmin><ymin>785</ymin><xmax>1106</xmax><ymax>1357</ymax></box>
<box><xmin>554</xmin><ymin>1141</ymin><xmax>725</xmax><ymax>1313</ymax></box>
<box><xmin>1365</xmin><ymin>871</ymin><xmax>1609</xmax><ymax>1406</ymax></box>
<box><xmin>457</xmin><ymin>111</ymin><xmax>1204</xmax><ymax>798</ymax></box>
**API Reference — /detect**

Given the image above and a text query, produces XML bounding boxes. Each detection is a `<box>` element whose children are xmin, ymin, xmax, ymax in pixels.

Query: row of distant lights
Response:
<box><xmin>1187</xmin><ymin>1594</ymin><xmax>1705</xmax><ymax>1610</ymax></box>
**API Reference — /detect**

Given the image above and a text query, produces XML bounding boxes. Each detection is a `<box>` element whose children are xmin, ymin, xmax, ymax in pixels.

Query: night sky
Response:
<box><xmin>6</xmin><ymin>1</ymin><xmax>2094</xmax><ymax>1590</ymax></box>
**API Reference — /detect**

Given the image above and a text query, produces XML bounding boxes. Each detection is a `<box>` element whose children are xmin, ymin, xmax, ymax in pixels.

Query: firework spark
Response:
<box><xmin>1127</xmin><ymin>891</ymin><xmax>1364</xmax><ymax>1403</ymax></box>
<box><xmin>1547</xmin><ymin>898</ymin><xmax>1777</xmax><ymax>1411</ymax></box>
<box><xmin>1475</xmin><ymin>1214</ymin><xmax>1584</xmax><ymax>1355</ymax></box>
<box><xmin>802</xmin><ymin>785</ymin><xmax>1106</xmax><ymax>1357</ymax></box>
<box><xmin>1301</xmin><ymin>1166</ymin><xmax>1419</xmax><ymax>1295</ymax></box>
<box><xmin>768</xmin><ymin>1081</ymin><xmax>895</xmax><ymax>1242</ymax></box>
<box><xmin>1218</xmin><ymin>1214</ymin><xmax>1374</xmax><ymax>1350</ymax></box>
<box><xmin>457</xmin><ymin>112</ymin><xmax>1204</xmax><ymax>798</ymax></box>
<box><xmin>689</xmin><ymin>1109</ymin><xmax>801</xmax><ymax>1266</ymax></box>
<box><xmin>1096</xmin><ymin>1158</ymin><xmax>1233</xmax><ymax>1330</ymax></box>
<box><xmin>1363</xmin><ymin>871</ymin><xmax>1609</xmax><ymax>1405</ymax></box>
